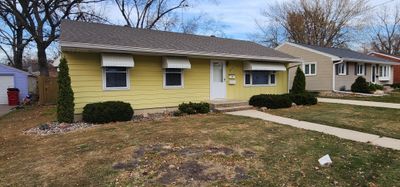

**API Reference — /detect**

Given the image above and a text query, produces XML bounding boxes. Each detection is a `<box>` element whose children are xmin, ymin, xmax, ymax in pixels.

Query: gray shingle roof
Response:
<box><xmin>296</xmin><ymin>43</ymin><xmax>394</xmax><ymax>64</ymax></box>
<box><xmin>60</xmin><ymin>20</ymin><xmax>297</xmax><ymax>62</ymax></box>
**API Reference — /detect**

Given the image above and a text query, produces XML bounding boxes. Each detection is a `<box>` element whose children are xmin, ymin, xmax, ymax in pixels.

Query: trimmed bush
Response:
<box><xmin>290</xmin><ymin>92</ymin><xmax>318</xmax><ymax>105</ymax></box>
<box><xmin>57</xmin><ymin>57</ymin><xmax>75</xmax><ymax>123</ymax></box>
<box><xmin>291</xmin><ymin>67</ymin><xmax>306</xmax><ymax>94</ymax></box>
<box><xmin>351</xmin><ymin>76</ymin><xmax>370</xmax><ymax>93</ymax></box>
<box><xmin>178</xmin><ymin>102</ymin><xmax>210</xmax><ymax>114</ymax></box>
<box><xmin>391</xmin><ymin>83</ymin><xmax>400</xmax><ymax>89</ymax></box>
<box><xmin>82</xmin><ymin>101</ymin><xmax>133</xmax><ymax>124</ymax></box>
<box><xmin>249</xmin><ymin>94</ymin><xmax>292</xmax><ymax>109</ymax></box>
<box><xmin>368</xmin><ymin>82</ymin><xmax>384</xmax><ymax>92</ymax></box>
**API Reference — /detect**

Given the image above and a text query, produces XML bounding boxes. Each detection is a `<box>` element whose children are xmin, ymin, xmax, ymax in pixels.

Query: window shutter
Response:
<box><xmin>335</xmin><ymin>64</ymin><xmax>339</xmax><ymax>75</ymax></box>
<box><xmin>364</xmin><ymin>65</ymin><xmax>367</xmax><ymax>75</ymax></box>
<box><xmin>346</xmin><ymin>62</ymin><xmax>349</xmax><ymax>75</ymax></box>
<box><xmin>354</xmin><ymin>63</ymin><xmax>357</xmax><ymax>75</ymax></box>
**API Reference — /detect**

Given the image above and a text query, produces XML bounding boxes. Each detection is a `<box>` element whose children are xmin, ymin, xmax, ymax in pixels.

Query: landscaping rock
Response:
<box><xmin>25</xmin><ymin>122</ymin><xmax>94</xmax><ymax>135</ymax></box>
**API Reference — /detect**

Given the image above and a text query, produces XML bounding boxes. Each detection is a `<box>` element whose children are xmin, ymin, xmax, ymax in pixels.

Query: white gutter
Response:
<box><xmin>61</xmin><ymin>41</ymin><xmax>303</xmax><ymax>63</ymax></box>
<box><xmin>332</xmin><ymin>60</ymin><xmax>343</xmax><ymax>91</ymax></box>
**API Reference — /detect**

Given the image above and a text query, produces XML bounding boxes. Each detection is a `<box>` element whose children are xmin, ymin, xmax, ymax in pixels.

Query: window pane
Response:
<box><xmin>106</xmin><ymin>72</ymin><xmax>127</xmax><ymax>87</ymax></box>
<box><xmin>105</xmin><ymin>67</ymin><xmax>126</xmax><ymax>72</ymax></box>
<box><xmin>270</xmin><ymin>73</ymin><xmax>276</xmax><ymax>84</ymax></box>
<box><xmin>305</xmin><ymin>64</ymin><xmax>310</xmax><ymax>74</ymax></box>
<box><xmin>252</xmin><ymin>71</ymin><xmax>269</xmax><ymax>84</ymax></box>
<box><xmin>166</xmin><ymin>73</ymin><xmax>182</xmax><ymax>86</ymax></box>
<box><xmin>213</xmin><ymin>62</ymin><xmax>223</xmax><ymax>82</ymax></box>
<box><xmin>311</xmin><ymin>64</ymin><xmax>316</xmax><ymax>74</ymax></box>
<box><xmin>245</xmin><ymin>72</ymin><xmax>251</xmax><ymax>84</ymax></box>
<box><xmin>165</xmin><ymin>68</ymin><xmax>181</xmax><ymax>73</ymax></box>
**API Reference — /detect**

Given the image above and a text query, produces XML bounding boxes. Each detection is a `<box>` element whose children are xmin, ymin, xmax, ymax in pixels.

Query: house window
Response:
<box><xmin>356</xmin><ymin>63</ymin><xmax>364</xmax><ymax>75</ymax></box>
<box><xmin>244</xmin><ymin>71</ymin><xmax>276</xmax><ymax>86</ymax></box>
<box><xmin>338</xmin><ymin>63</ymin><xmax>346</xmax><ymax>75</ymax></box>
<box><xmin>103</xmin><ymin>67</ymin><xmax>129</xmax><ymax>90</ymax></box>
<box><xmin>164</xmin><ymin>68</ymin><xmax>183</xmax><ymax>88</ymax></box>
<box><xmin>303</xmin><ymin>63</ymin><xmax>316</xmax><ymax>76</ymax></box>
<box><xmin>379</xmin><ymin>65</ymin><xmax>390</xmax><ymax>78</ymax></box>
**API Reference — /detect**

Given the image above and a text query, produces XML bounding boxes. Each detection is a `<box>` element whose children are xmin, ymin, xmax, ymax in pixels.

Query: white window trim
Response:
<box><xmin>356</xmin><ymin>63</ymin><xmax>364</xmax><ymax>75</ymax></box>
<box><xmin>338</xmin><ymin>63</ymin><xmax>347</xmax><ymax>75</ymax></box>
<box><xmin>379</xmin><ymin>65</ymin><xmax>391</xmax><ymax>79</ymax></box>
<box><xmin>303</xmin><ymin>62</ymin><xmax>317</xmax><ymax>76</ymax></box>
<box><xmin>163</xmin><ymin>69</ymin><xmax>184</xmax><ymax>89</ymax></box>
<box><xmin>243</xmin><ymin>71</ymin><xmax>277</xmax><ymax>87</ymax></box>
<box><xmin>102</xmin><ymin>67</ymin><xmax>130</xmax><ymax>91</ymax></box>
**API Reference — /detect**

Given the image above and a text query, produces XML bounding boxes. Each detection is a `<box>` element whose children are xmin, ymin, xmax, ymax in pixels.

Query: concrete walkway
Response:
<box><xmin>318</xmin><ymin>97</ymin><xmax>400</xmax><ymax>109</ymax></box>
<box><xmin>0</xmin><ymin>105</ymin><xmax>13</xmax><ymax>117</ymax></box>
<box><xmin>226</xmin><ymin>110</ymin><xmax>400</xmax><ymax>150</ymax></box>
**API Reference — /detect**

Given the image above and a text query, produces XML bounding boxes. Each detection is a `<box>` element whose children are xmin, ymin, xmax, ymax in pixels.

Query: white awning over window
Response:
<box><xmin>243</xmin><ymin>62</ymin><xmax>286</xmax><ymax>71</ymax></box>
<box><xmin>101</xmin><ymin>54</ymin><xmax>135</xmax><ymax>67</ymax></box>
<box><xmin>162</xmin><ymin>57</ymin><xmax>191</xmax><ymax>69</ymax></box>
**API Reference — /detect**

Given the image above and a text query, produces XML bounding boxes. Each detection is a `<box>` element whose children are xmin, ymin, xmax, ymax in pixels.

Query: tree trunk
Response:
<box><xmin>37</xmin><ymin>46</ymin><xmax>49</xmax><ymax>76</ymax></box>
<box><xmin>13</xmin><ymin>49</ymin><xmax>23</xmax><ymax>70</ymax></box>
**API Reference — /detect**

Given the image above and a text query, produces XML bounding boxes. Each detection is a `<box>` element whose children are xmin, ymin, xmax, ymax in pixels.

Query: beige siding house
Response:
<box><xmin>277</xmin><ymin>42</ymin><xmax>397</xmax><ymax>91</ymax></box>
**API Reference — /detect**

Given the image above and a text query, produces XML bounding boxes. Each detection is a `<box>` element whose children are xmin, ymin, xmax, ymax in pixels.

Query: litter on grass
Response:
<box><xmin>318</xmin><ymin>154</ymin><xmax>332</xmax><ymax>166</ymax></box>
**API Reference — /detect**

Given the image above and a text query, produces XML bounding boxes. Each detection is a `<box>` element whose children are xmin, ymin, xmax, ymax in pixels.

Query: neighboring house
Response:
<box><xmin>24</xmin><ymin>59</ymin><xmax>58</xmax><ymax>77</ymax></box>
<box><xmin>276</xmin><ymin>42</ymin><xmax>397</xmax><ymax>92</ymax></box>
<box><xmin>60</xmin><ymin>20</ymin><xmax>300</xmax><ymax>117</ymax></box>
<box><xmin>0</xmin><ymin>63</ymin><xmax>34</xmax><ymax>104</ymax></box>
<box><xmin>368</xmin><ymin>52</ymin><xmax>400</xmax><ymax>84</ymax></box>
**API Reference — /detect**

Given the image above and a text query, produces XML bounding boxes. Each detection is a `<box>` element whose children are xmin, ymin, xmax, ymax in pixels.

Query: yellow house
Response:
<box><xmin>60</xmin><ymin>20</ymin><xmax>301</xmax><ymax>117</ymax></box>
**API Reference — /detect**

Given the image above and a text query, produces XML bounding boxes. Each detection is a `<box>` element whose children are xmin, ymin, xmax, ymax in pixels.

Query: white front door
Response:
<box><xmin>210</xmin><ymin>61</ymin><xmax>226</xmax><ymax>99</ymax></box>
<box><xmin>0</xmin><ymin>75</ymin><xmax>15</xmax><ymax>104</ymax></box>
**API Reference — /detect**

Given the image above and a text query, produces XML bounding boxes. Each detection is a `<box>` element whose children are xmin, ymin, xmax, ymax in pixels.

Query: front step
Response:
<box><xmin>213</xmin><ymin>105</ymin><xmax>254</xmax><ymax>112</ymax></box>
<box><xmin>209</xmin><ymin>100</ymin><xmax>253</xmax><ymax>112</ymax></box>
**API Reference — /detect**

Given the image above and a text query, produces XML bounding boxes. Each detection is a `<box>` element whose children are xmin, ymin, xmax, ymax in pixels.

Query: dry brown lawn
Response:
<box><xmin>0</xmin><ymin>106</ymin><xmax>399</xmax><ymax>186</ymax></box>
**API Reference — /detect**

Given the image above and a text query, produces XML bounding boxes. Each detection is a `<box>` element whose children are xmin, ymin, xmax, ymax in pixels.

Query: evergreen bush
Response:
<box><xmin>82</xmin><ymin>101</ymin><xmax>133</xmax><ymax>124</ymax></box>
<box><xmin>351</xmin><ymin>76</ymin><xmax>370</xmax><ymax>93</ymax></box>
<box><xmin>291</xmin><ymin>66</ymin><xmax>306</xmax><ymax>94</ymax></box>
<box><xmin>57</xmin><ymin>57</ymin><xmax>75</xmax><ymax>123</ymax></box>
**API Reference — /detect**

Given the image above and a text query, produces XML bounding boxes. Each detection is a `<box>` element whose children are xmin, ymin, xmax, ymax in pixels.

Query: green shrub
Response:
<box><xmin>291</xmin><ymin>67</ymin><xmax>306</xmax><ymax>94</ymax></box>
<box><xmin>57</xmin><ymin>57</ymin><xmax>74</xmax><ymax>123</ymax></box>
<box><xmin>178</xmin><ymin>102</ymin><xmax>210</xmax><ymax>114</ymax></box>
<box><xmin>249</xmin><ymin>94</ymin><xmax>292</xmax><ymax>109</ymax></box>
<box><xmin>368</xmin><ymin>82</ymin><xmax>384</xmax><ymax>92</ymax></box>
<box><xmin>290</xmin><ymin>92</ymin><xmax>318</xmax><ymax>105</ymax></box>
<box><xmin>82</xmin><ymin>101</ymin><xmax>133</xmax><ymax>124</ymax></box>
<box><xmin>392</xmin><ymin>83</ymin><xmax>400</xmax><ymax>89</ymax></box>
<box><xmin>351</xmin><ymin>76</ymin><xmax>370</xmax><ymax>93</ymax></box>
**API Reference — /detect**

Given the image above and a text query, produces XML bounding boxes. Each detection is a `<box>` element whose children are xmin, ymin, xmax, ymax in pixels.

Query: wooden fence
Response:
<box><xmin>38</xmin><ymin>76</ymin><xmax>58</xmax><ymax>105</ymax></box>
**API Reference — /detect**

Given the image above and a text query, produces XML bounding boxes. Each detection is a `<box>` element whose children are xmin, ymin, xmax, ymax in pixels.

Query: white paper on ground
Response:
<box><xmin>318</xmin><ymin>154</ymin><xmax>332</xmax><ymax>166</ymax></box>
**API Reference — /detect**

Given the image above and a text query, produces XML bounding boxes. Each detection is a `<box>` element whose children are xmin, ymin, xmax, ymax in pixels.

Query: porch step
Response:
<box><xmin>214</xmin><ymin>105</ymin><xmax>254</xmax><ymax>112</ymax></box>
<box><xmin>209</xmin><ymin>100</ymin><xmax>253</xmax><ymax>112</ymax></box>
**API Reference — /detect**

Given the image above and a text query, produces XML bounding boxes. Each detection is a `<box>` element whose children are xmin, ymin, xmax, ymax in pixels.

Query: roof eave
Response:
<box><xmin>276</xmin><ymin>42</ymin><xmax>341</xmax><ymax>61</ymax></box>
<box><xmin>61</xmin><ymin>41</ymin><xmax>303</xmax><ymax>63</ymax></box>
<box><xmin>342</xmin><ymin>58</ymin><xmax>398</xmax><ymax>65</ymax></box>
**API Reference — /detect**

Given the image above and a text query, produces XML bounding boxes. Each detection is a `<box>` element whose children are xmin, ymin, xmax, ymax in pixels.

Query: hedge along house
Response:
<box><xmin>60</xmin><ymin>20</ymin><xmax>301</xmax><ymax>117</ymax></box>
<box><xmin>276</xmin><ymin>42</ymin><xmax>397</xmax><ymax>92</ymax></box>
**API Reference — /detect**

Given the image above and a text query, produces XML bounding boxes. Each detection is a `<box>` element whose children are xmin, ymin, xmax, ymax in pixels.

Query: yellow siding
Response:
<box><xmin>64</xmin><ymin>52</ymin><xmax>288</xmax><ymax>114</ymax></box>
<box><xmin>226</xmin><ymin>61</ymin><xmax>288</xmax><ymax>100</ymax></box>
<box><xmin>64</xmin><ymin>52</ymin><xmax>210</xmax><ymax>114</ymax></box>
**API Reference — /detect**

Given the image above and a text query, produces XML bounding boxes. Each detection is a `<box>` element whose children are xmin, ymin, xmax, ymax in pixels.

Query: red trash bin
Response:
<box><xmin>7</xmin><ymin>88</ymin><xmax>19</xmax><ymax>106</ymax></box>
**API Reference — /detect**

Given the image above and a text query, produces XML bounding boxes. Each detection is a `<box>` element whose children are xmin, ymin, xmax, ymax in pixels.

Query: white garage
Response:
<box><xmin>0</xmin><ymin>75</ymin><xmax>15</xmax><ymax>104</ymax></box>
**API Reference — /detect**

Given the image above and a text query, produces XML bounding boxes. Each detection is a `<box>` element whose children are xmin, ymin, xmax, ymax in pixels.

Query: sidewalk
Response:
<box><xmin>226</xmin><ymin>110</ymin><xmax>400</xmax><ymax>150</ymax></box>
<box><xmin>318</xmin><ymin>98</ymin><xmax>400</xmax><ymax>109</ymax></box>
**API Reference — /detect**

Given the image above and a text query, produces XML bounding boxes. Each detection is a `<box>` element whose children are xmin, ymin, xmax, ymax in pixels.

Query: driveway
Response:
<box><xmin>0</xmin><ymin>105</ymin><xmax>13</xmax><ymax>117</ymax></box>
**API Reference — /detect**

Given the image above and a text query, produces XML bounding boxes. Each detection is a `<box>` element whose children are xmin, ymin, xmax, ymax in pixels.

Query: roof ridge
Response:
<box><xmin>61</xmin><ymin>19</ymin><xmax>256</xmax><ymax>44</ymax></box>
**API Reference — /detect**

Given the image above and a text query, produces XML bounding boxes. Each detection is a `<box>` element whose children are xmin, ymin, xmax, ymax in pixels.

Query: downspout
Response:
<box><xmin>332</xmin><ymin>60</ymin><xmax>343</xmax><ymax>92</ymax></box>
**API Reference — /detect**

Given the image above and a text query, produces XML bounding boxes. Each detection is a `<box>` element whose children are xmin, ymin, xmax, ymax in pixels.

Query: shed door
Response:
<box><xmin>0</xmin><ymin>75</ymin><xmax>14</xmax><ymax>104</ymax></box>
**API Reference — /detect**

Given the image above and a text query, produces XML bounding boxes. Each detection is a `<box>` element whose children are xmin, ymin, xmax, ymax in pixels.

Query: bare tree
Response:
<box><xmin>0</xmin><ymin>0</ymin><xmax>32</xmax><ymax>69</ymax></box>
<box><xmin>0</xmin><ymin>0</ymin><xmax>106</xmax><ymax>76</ymax></box>
<box><xmin>114</xmin><ymin>0</ymin><xmax>189</xmax><ymax>29</ymax></box>
<box><xmin>260</xmin><ymin>0</ymin><xmax>369</xmax><ymax>47</ymax></box>
<box><xmin>370</xmin><ymin>5</ymin><xmax>400</xmax><ymax>55</ymax></box>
